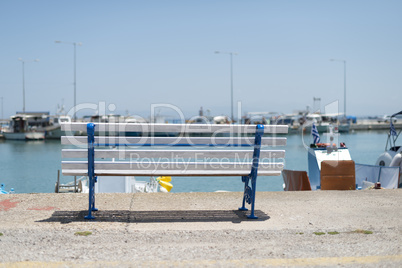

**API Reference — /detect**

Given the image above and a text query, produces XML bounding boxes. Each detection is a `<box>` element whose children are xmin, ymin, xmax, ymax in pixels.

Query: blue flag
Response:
<box><xmin>312</xmin><ymin>123</ymin><xmax>320</xmax><ymax>144</ymax></box>
<box><xmin>390</xmin><ymin>121</ymin><xmax>397</xmax><ymax>136</ymax></box>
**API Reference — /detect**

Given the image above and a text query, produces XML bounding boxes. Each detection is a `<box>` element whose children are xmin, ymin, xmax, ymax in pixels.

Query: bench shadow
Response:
<box><xmin>37</xmin><ymin>209</ymin><xmax>270</xmax><ymax>224</ymax></box>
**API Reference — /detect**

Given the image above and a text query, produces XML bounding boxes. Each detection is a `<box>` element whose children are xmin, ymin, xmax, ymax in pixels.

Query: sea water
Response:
<box><xmin>0</xmin><ymin>130</ymin><xmax>389</xmax><ymax>194</ymax></box>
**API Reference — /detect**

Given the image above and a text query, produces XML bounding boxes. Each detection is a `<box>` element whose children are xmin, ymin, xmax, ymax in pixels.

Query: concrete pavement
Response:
<box><xmin>1</xmin><ymin>190</ymin><xmax>402</xmax><ymax>267</ymax></box>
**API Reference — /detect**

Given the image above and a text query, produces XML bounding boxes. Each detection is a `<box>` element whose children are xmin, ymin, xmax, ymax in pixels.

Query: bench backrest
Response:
<box><xmin>61</xmin><ymin>123</ymin><xmax>288</xmax><ymax>177</ymax></box>
<box><xmin>61</xmin><ymin>122</ymin><xmax>288</xmax><ymax>220</ymax></box>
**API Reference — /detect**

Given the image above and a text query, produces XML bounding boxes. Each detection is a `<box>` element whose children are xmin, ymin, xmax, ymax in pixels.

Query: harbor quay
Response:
<box><xmin>349</xmin><ymin>121</ymin><xmax>402</xmax><ymax>131</ymax></box>
<box><xmin>1</xmin><ymin>190</ymin><xmax>402</xmax><ymax>267</ymax></box>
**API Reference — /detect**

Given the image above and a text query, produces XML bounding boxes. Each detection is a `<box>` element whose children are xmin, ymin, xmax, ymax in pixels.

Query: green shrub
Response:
<box><xmin>314</xmin><ymin>232</ymin><xmax>326</xmax><ymax>236</ymax></box>
<box><xmin>74</xmin><ymin>231</ymin><xmax>92</xmax><ymax>236</ymax></box>
<box><xmin>353</xmin><ymin>229</ymin><xmax>373</xmax><ymax>234</ymax></box>
<box><xmin>328</xmin><ymin>231</ymin><xmax>340</xmax><ymax>235</ymax></box>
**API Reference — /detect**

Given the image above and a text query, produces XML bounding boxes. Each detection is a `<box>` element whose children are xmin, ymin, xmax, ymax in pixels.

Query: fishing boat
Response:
<box><xmin>187</xmin><ymin>116</ymin><xmax>211</xmax><ymax>124</ymax></box>
<box><xmin>213</xmin><ymin>115</ymin><xmax>231</xmax><ymax>124</ymax></box>
<box><xmin>3</xmin><ymin>114</ymin><xmax>45</xmax><ymax>140</ymax></box>
<box><xmin>302</xmin><ymin>112</ymin><xmax>350</xmax><ymax>133</ymax></box>
<box><xmin>0</xmin><ymin>120</ymin><xmax>9</xmax><ymax>139</ymax></box>
<box><xmin>43</xmin><ymin>115</ymin><xmax>72</xmax><ymax>139</ymax></box>
<box><xmin>307</xmin><ymin>124</ymin><xmax>353</xmax><ymax>190</ymax></box>
<box><xmin>187</xmin><ymin>107</ymin><xmax>213</xmax><ymax>124</ymax></box>
<box><xmin>3</xmin><ymin>109</ymin><xmax>74</xmax><ymax>139</ymax></box>
<box><xmin>241</xmin><ymin>112</ymin><xmax>271</xmax><ymax>125</ymax></box>
<box><xmin>283</xmin><ymin>119</ymin><xmax>401</xmax><ymax>190</ymax></box>
<box><xmin>38</xmin><ymin>105</ymin><xmax>74</xmax><ymax>139</ymax></box>
<box><xmin>283</xmin><ymin>124</ymin><xmax>354</xmax><ymax>190</ymax></box>
<box><xmin>274</xmin><ymin>113</ymin><xmax>302</xmax><ymax>134</ymax></box>
<box><xmin>369</xmin><ymin>111</ymin><xmax>402</xmax><ymax>188</ymax></box>
<box><xmin>376</xmin><ymin>111</ymin><xmax>402</xmax><ymax>167</ymax></box>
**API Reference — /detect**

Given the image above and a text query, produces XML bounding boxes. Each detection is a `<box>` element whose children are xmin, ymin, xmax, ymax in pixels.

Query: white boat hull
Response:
<box><xmin>44</xmin><ymin>125</ymin><xmax>63</xmax><ymax>139</ymax></box>
<box><xmin>308</xmin><ymin>147</ymin><xmax>352</xmax><ymax>190</ymax></box>
<box><xmin>3</xmin><ymin>132</ymin><xmax>45</xmax><ymax>140</ymax></box>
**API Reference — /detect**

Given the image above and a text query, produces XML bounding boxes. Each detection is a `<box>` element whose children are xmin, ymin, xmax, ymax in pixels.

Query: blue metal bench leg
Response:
<box><xmin>239</xmin><ymin>175</ymin><xmax>258</xmax><ymax>219</ymax></box>
<box><xmin>85</xmin><ymin>175</ymin><xmax>96</xmax><ymax>220</ymax></box>
<box><xmin>90</xmin><ymin>177</ymin><xmax>98</xmax><ymax>211</ymax></box>
<box><xmin>240</xmin><ymin>124</ymin><xmax>264</xmax><ymax>219</ymax></box>
<box><xmin>247</xmin><ymin>176</ymin><xmax>258</xmax><ymax>219</ymax></box>
<box><xmin>239</xmin><ymin>176</ymin><xmax>249</xmax><ymax>211</ymax></box>
<box><xmin>85</xmin><ymin>123</ymin><xmax>97</xmax><ymax>220</ymax></box>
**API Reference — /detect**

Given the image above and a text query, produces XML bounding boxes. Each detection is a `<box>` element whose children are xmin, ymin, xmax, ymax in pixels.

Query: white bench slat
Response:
<box><xmin>62</xmin><ymin>169</ymin><xmax>282</xmax><ymax>177</ymax></box>
<box><xmin>61</xmin><ymin>136</ymin><xmax>287</xmax><ymax>147</ymax></box>
<box><xmin>62</xmin><ymin>161</ymin><xmax>283</xmax><ymax>177</ymax></box>
<box><xmin>61</xmin><ymin>122</ymin><xmax>289</xmax><ymax>134</ymax></box>
<box><xmin>62</xmin><ymin>161</ymin><xmax>284</xmax><ymax>171</ymax></box>
<box><xmin>62</xmin><ymin>149</ymin><xmax>286</xmax><ymax>159</ymax></box>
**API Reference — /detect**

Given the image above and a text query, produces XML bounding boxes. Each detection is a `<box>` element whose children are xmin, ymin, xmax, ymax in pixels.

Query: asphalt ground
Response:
<box><xmin>1</xmin><ymin>189</ymin><xmax>401</xmax><ymax>267</ymax></box>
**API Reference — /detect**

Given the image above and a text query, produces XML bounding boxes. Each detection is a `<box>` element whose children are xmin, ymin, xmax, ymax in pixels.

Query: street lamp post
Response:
<box><xmin>55</xmin><ymin>40</ymin><xmax>82</xmax><ymax>121</ymax></box>
<box><xmin>330</xmin><ymin>59</ymin><xmax>347</xmax><ymax>118</ymax></box>
<box><xmin>215</xmin><ymin>51</ymin><xmax>237</xmax><ymax>123</ymax></box>
<box><xmin>18</xmin><ymin>58</ymin><xmax>39</xmax><ymax>114</ymax></box>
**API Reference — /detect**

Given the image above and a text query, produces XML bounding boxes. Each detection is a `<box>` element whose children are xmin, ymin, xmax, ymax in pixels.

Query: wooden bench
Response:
<box><xmin>61</xmin><ymin>123</ymin><xmax>288</xmax><ymax>219</ymax></box>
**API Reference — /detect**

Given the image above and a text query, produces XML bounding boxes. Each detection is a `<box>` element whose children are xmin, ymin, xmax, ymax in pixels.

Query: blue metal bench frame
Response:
<box><xmin>84</xmin><ymin>123</ymin><xmax>266</xmax><ymax>220</ymax></box>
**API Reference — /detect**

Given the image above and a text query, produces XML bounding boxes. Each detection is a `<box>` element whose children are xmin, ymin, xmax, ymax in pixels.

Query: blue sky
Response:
<box><xmin>1</xmin><ymin>0</ymin><xmax>401</xmax><ymax>120</ymax></box>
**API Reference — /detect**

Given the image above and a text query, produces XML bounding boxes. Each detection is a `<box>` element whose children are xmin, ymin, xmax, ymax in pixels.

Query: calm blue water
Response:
<box><xmin>0</xmin><ymin>130</ymin><xmax>389</xmax><ymax>193</ymax></box>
